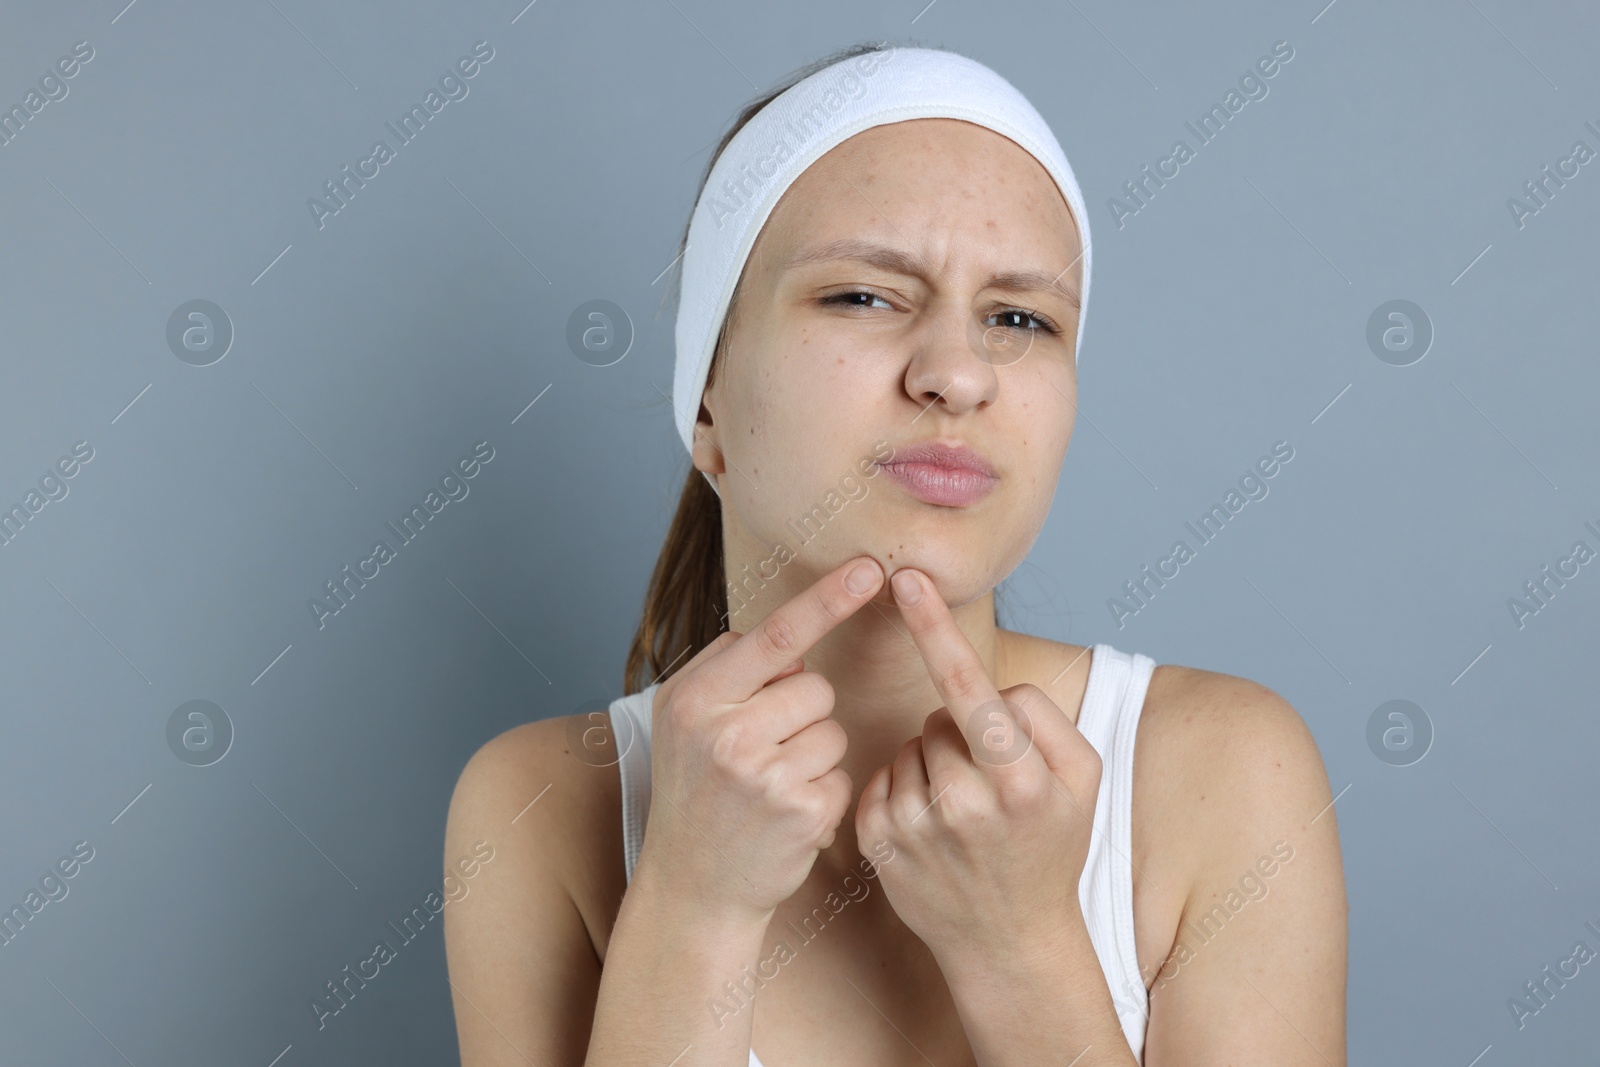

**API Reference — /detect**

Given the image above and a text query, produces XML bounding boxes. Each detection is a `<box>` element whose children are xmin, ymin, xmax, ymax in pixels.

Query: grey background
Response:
<box><xmin>1</xmin><ymin>0</ymin><xmax>1596</xmax><ymax>1063</ymax></box>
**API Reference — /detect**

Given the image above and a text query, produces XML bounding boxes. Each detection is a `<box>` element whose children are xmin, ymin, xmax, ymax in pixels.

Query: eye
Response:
<box><xmin>820</xmin><ymin>291</ymin><xmax>1063</xmax><ymax>336</ymax></box>
<box><xmin>820</xmin><ymin>290</ymin><xmax>894</xmax><ymax>311</ymax></box>
<box><xmin>986</xmin><ymin>307</ymin><xmax>1061</xmax><ymax>335</ymax></box>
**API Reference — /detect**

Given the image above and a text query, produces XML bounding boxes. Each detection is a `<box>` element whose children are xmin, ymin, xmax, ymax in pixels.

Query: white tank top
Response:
<box><xmin>608</xmin><ymin>641</ymin><xmax>1157</xmax><ymax>1065</ymax></box>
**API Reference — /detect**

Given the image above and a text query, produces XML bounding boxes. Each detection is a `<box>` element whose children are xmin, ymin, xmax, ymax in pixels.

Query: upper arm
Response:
<box><xmin>1142</xmin><ymin>678</ymin><xmax>1349</xmax><ymax>1066</ymax></box>
<box><xmin>443</xmin><ymin>717</ymin><xmax>609</xmax><ymax>1066</ymax></box>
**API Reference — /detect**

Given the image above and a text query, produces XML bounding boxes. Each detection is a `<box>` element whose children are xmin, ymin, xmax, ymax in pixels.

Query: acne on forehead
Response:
<box><xmin>738</xmin><ymin>123</ymin><xmax>1081</xmax><ymax>317</ymax></box>
<box><xmin>819</xmin><ymin>173</ymin><xmax>1068</xmax><ymax>259</ymax></box>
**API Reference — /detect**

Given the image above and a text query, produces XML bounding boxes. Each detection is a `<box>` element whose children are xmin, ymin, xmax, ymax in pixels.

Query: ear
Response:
<box><xmin>690</xmin><ymin>389</ymin><xmax>726</xmax><ymax>480</ymax></box>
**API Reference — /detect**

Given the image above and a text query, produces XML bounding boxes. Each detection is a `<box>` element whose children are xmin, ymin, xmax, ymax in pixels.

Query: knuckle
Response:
<box><xmin>1012</xmin><ymin>682</ymin><xmax>1045</xmax><ymax>704</ymax></box>
<box><xmin>820</xmin><ymin>784</ymin><xmax>848</xmax><ymax>825</ymax></box>
<box><xmin>820</xmin><ymin>717</ymin><xmax>849</xmax><ymax>756</ymax></box>
<box><xmin>1069</xmin><ymin>735</ymin><xmax>1103</xmax><ymax>779</ymax></box>
<box><xmin>754</xmin><ymin>759</ymin><xmax>789</xmax><ymax>803</ymax></box>
<box><xmin>816</xmin><ymin>587</ymin><xmax>850</xmax><ymax>625</ymax></box>
<box><xmin>1076</xmin><ymin>748</ymin><xmax>1105</xmax><ymax>793</ymax></box>
<box><xmin>798</xmin><ymin>792</ymin><xmax>825</xmax><ymax>832</ymax></box>
<box><xmin>808</xmin><ymin>786</ymin><xmax>846</xmax><ymax>834</ymax></box>
<box><xmin>891</xmin><ymin>781</ymin><xmax>930</xmax><ymax>824</ymax></box>
<box><xmin>756</xmin><ymin>613</ymin><xmax>801</xmax><ymax>660</ymax></box>
<box><xmin>942</xmin><ymin>660</ymin><xmax>986</xmax><ymax>701</ymax></box>
<box><xmin>1084</xmin><ymin>744</ymin><xmax>1104</xmax><ymax>777</ymax></box>
<box><xmin>997</xmin><ymin>768</ymin><xmax>1051</xmax><ymax>810</ymax></box>
<box><xmin>941</xmin><ymin>780</ymin><xmax>987</xmax><ymax>822</ymax></box>
<box><xmin>707</xmin><ymin>717</ymin><xmax>750</xmax><ymax>774</ymax></box>
<box><xmin>856</xmin><ymin>796</ymin><xmax>885</xmax><ymax>837</ymax></box>
<box><xmin>794</xmin><ymin>670</ymin><xmax>836</xmax><ymax>710</ymax></box>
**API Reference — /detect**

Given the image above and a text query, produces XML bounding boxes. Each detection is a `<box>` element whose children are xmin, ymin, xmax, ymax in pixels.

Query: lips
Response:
<box><xmin>875</xmin><ymin>440</ymin><xmax>998</xmax><ymax>507</ymax></box>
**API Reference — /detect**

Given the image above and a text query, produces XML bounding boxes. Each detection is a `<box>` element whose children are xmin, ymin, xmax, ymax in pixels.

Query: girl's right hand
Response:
<box><xmin>632</xmin><ymin>555</ymin><xmax>886</xmax><ymax>925</ymax></box>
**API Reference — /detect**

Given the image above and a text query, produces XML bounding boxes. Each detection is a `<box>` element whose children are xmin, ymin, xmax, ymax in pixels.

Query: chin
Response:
<box><xmin>874</xmin><ymin>549</ymin><xmax>1001</xmax><ymax>610</ymax></box>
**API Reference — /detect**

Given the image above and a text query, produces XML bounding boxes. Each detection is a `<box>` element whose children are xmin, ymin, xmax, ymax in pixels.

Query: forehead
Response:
<box><xmin>753</xmin><ymin>117</ymin><xmax>1081</xmax><ymax>272</ymax></box>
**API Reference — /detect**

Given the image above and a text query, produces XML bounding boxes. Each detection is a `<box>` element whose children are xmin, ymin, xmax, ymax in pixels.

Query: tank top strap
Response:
<box><xmin>1074</xmin><ymin>642</ymin><xmax>1158</xmax><ymax>1061</ymax></box>
<box><xmin>608</xmin><ymin>684</ymin><xmax>659</xmax><ymax>886</ymax></box>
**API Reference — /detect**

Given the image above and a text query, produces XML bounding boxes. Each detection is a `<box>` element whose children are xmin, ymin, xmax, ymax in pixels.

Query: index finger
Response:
<box><xmin>697</xmin><ymin>555</ymin><xmax>885</xmax><ymax>704</ymax></box>
<box><xmin>889</xmin><ymin>568</ymin><xmax>1012</xmax><ymax>755</ymax></box>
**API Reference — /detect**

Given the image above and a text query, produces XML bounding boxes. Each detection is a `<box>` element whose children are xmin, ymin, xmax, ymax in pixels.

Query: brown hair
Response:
<box><xmin>621</xmin><ymin>39</ymin><xmax>1019</xmax><ymax>696</ymax></box>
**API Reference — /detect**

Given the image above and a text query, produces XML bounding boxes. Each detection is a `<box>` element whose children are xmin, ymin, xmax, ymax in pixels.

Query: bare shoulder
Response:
<box><xmin>1006</xmin><ymin>634</ymin><xmax>1332</xmax><ymax>834</ymax></box>
<box><xmin>445</xmin><ymin>712</ymin><xmax>629</xmax><ymax>950</ymax></box>
<box><xmin>1137</xmin><ymin>660</ymin><xmax>1334</xmax><ymax>828</ymax></box>
<box><xmin>442</xmin><ymin>712</ymin><xmax>629</xmax><ymax>1064</ymax></box>
<box><xmin>1133</xmin><ymin>669</ymin><xmax>1349</xmax><ymax>1060</ymax></box>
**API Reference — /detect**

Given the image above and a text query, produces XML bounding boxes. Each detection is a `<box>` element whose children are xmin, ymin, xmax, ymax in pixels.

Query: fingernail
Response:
<box><xmin>891</xmin><ymin>570</ymin><xmax>922</xmax><ymax>605</ymax></box>
<box><xmin>845</xmin><ymin>559</ymin><xmax>880</xmax><ymax>595</ymax></box>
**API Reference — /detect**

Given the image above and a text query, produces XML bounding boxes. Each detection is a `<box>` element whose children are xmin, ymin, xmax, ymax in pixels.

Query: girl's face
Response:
<box><xmin>695</xmin><ymin>117</ymin><xmax>1084</xmax><ymax>609</ymax></box>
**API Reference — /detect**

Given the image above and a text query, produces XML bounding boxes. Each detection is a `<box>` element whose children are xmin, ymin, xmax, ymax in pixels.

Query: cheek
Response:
<box><xmin>1013</xmin><ymin>375</ymin><xmax>1075</xmax><ymax>477</ymax></box>
<box><xmin>764</xmin><ymin>337</ymin><xmax>879</xmax><ymax>432</ymax></box>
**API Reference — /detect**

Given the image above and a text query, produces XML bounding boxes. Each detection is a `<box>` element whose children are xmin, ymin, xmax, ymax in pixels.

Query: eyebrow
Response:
<box><xmin>784</xmin><ymin>237</ymin><xmax>1081</xmax><ymax>311</ymax></box>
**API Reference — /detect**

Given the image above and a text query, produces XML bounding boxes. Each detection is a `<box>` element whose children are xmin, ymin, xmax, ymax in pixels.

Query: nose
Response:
<box><xmin>902</xmin><ymin>304</ymin><xmax>1002</xmax><ymax>416</ymax></box>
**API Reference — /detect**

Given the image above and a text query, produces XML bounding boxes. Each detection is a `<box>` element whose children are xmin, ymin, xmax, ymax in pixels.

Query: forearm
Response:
<box><xmin>941</xmin><ymin>909</ymin><xmax>1139</xmax><ymax>1067</ymax></box>
<box><xmin>586</xmin><ymin>863</ymin><xmax>770</xmax><ymax>1067</ymax></box>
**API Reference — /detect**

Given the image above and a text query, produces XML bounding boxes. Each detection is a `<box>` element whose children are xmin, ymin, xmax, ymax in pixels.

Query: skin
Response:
<box><xmin>443</xmin><ymin>118</ymin><xmax>1348</xmax><ymax>1065</ymax></box>
<box><xmin>692</xmin><ymin>117</ymin><xmax>1081</xmax><ymax>841</ymax></box>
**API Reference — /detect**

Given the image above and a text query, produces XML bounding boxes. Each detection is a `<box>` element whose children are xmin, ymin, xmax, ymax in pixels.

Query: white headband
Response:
<box><xmin>672</xmin><ymin>45</ymin><xmax>1092</xmax><ymax>494</ymax></box>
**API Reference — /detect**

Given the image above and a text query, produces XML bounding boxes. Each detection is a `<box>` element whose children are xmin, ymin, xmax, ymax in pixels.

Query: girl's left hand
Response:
<box><xmin>854</xmin><ymin>567</ymin><xmax>1104</xmax><ymax>980</ymax></box>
